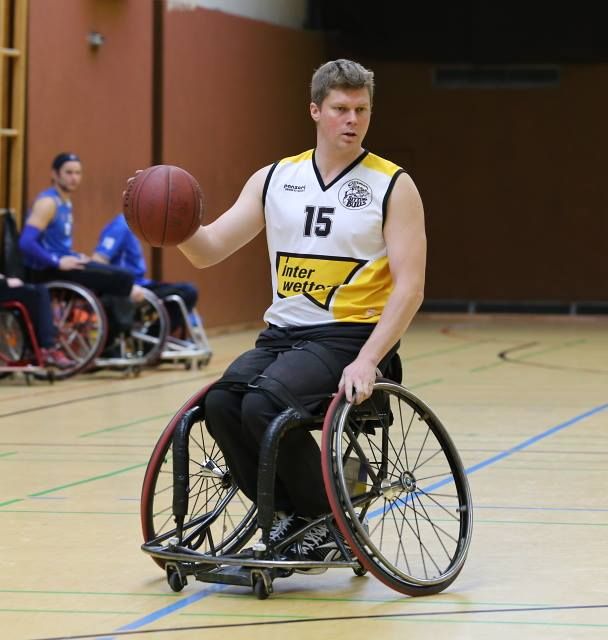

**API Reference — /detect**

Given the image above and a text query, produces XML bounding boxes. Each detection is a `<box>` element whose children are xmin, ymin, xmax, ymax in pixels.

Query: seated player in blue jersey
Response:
<box><xmin>0</xmin><ymin>272</ymin><xmax>73</xmax><ymax>368</ymax></box>
<box><xmin>19</xmin><ymin>153</ymin><xmax>136</xmax><ymax>353</ymax></box>
<box><xmin>91</xmin><ymin>213</ymin><xmax>199</xmax><ymax>335</ymax></box>
<box><xmin>126</xmin><ymin>60</ymin><xmax>427</xmax><ymax>565</ymax></box>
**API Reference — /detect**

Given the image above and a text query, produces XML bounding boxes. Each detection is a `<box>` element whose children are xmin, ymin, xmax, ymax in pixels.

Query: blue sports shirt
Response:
<box><xmin>23</xmin><ymin>186</ymin><xmax>77</xmax><ymax>268</ymax></box>
<box><xmin>95</xmin><ymin>213</ymin><xmax>150</xmax><ymax>285</ymax></box>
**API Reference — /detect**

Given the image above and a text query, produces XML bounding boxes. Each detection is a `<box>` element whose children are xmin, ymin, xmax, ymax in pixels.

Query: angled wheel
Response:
<box><xmin>0</xmin><ymin>308</ymin><xmax>26</xmax><ymax>378</ymax></box>
<box><xmin>130</xmin><ymin>289</ymin><xmax>170</xmax><ymax>366</ymax></box>
<box><xmin>38</xmin><ymin>281</ymin><xmax>107</xmax><ymax>379</ymax></box>
<box><xmin>0</xmin><ymin>308</ymin><xmax>26</xmax><ymax>363</ymax></box>
<box><xmin>141</xmin><ymin>384</ymin><xmax>257</xmax><ymax>568</ymax></box>
<box><xmin>321</xmin><ymin>380</ymin><xmax>473</xmax><ymax>596</ymax></box>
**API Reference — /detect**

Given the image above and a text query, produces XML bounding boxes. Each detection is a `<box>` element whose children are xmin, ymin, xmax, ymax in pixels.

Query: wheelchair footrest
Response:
<box><xmin>195</xmin><ymin>565</ymin><xmax>258</xmax><ymax>588</ymax></box>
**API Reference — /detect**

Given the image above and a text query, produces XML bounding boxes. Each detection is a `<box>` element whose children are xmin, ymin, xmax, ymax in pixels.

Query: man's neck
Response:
<box><xmin>53</xmin><ymin>183</ymin><xmax>71</xmax><ymax>202</ymax></box>
<box><xmin>314</xmin><ymin>143</ymin><xmax>364</xmax><ymax>185</ymax></box>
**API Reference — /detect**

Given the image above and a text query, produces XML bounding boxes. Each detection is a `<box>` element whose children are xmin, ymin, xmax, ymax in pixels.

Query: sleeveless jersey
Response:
<box><xmin>24</xmin><ymin>186</ymin><xmax>75</xmax><ymax>268</ymax></box>
<box><xmin>263</xmin><ymin>149</ymin><xmax>404</xmax><ymax>327</ymax></box>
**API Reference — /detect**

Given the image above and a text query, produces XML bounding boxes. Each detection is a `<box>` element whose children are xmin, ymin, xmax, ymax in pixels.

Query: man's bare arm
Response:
<box><xmin>177</xmin><ymin>166</ymin><xmax>269</xmax><ymax>268</ymax></box>
<box><xmin>340</xmin><ymin>172</ymin><xmax>426</xmax><ymax>403</ymax></box>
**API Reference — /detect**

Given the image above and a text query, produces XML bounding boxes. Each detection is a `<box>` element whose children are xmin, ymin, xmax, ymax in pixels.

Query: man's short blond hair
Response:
<box><xmin>311</xmin><ymin>59</ymin><xmax>375</xmax><ymax>107</ymax></box>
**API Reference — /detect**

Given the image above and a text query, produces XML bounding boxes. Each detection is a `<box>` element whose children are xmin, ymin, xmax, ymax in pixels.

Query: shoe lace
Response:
<box><xmin>300</xmin><ymin>524</ymin><xmax>329</xmax><ymax>553</ymax></box>
<box><xmin>269</xmin><ymin>514</ymin><xmax>295</xmax><ymax>542</ymax></box>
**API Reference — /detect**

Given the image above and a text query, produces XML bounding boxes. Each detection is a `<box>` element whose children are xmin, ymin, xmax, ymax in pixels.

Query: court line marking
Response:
<box><xmin>80</xmin><ymin>400</ymin><xmax>608</xmax><ymax>639</ymax></box>
<box><xmin>30</xmin><ymin>603</ymin><xmax>608</xmax><ymax>639</ymax></box>
<box><xmin>0</xmin><ymin>372</ymin><xmax>223</xmax><ymax>420</ymax></box>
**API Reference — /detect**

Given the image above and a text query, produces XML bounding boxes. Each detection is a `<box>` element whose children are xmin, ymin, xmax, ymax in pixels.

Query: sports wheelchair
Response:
<box><xmin>158</xmin><ymin>294</ymin><xmax>213</xmax><ymax>369</ymax></box>
<box><xmin>22</xmin><ymin>280</ymin><xmax>169</xmax><ymax>379</ymax></box>
<box><xmin>140</xmin><ymin>363</ymin><xmax>473</xmax><ymax>599</ymax></box>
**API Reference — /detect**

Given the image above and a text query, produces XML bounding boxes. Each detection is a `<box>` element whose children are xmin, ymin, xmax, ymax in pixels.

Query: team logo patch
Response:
<box><xmin>339</xmin><ymin>179</ymin><xmax>372</xmax><ymax>209</ymax></box>
<box><xmin>276</xmin><ymin>252</ymin><xmax>366</xmax><ymax>310</ymax></box>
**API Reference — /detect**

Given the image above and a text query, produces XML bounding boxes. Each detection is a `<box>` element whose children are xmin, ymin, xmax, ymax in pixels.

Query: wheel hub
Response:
<box><xmin>380</xmin><ymin>471</ymin><xmax>417</xmax><ymax>499</ymax></box>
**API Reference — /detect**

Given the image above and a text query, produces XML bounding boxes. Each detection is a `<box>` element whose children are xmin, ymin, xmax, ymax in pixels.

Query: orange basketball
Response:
<box><xmin>123</xmin><ymin>165</ymin><xmax>203</xmax><ymax>247</ymax></box>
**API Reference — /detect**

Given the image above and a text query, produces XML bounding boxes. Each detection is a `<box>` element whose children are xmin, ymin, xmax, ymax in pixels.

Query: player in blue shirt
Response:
<box><xmin>19</xmin><ymin>153</ymin><xmax>136</xmax><ymax>349</ymax></box>
<box><xmin>93</xmin><ymin>213</ymin><xmax>198</xmax><ymax>333</ymax></box>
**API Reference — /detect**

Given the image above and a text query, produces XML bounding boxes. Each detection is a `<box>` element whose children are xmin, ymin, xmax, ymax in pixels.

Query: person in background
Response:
<box><xmin>19</xmin><ymin>153</ymin><xmax>136</xmax><ymax>352</ymax></box>
<box><xmin>92</xmin><ymin>212</ymin><xmax>199</xmax><ymax>334</ymax></box>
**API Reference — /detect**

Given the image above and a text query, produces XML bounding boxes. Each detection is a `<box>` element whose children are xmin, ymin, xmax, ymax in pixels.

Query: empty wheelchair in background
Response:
<box><xmin>159</xmin><ymin>294</ymin><xmax>212</xmax><ymax>369</ymax></box>
<box><xmin>94</xmin><ymin>287</ymin><xmax>169</xmax><ymax>371</ymax></box>
<box><xmin>140</xmin><ymin>366</ymin><xmax>473</xmax><ymax>599</ymax></box>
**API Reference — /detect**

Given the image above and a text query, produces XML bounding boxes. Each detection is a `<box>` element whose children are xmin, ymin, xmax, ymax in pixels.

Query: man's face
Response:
<box><xmin>53</xmin><ymin>161</ymin><xmax>82</xmax><ymax>193</ymax></box>
<box><xmin>310</xmin><ymin>87</ymin><xmax>372</xmax><ymax>150</ymax></box>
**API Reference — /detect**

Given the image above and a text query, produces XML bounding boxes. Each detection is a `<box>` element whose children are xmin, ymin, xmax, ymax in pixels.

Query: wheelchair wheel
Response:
<box><xmin>0</xmin><ymin>309</ymin><xmax>26</xmax><ymax>363</ymax></box>
<box><xmin>321</xmin><ymin>380</ymin><xmax>473</xmax><ymax>596</ymax></box>
<box><xmin>37</xmin><ymin>281</ymin><xmax>107</xmax><ymax>380</ymax></box>
<box><xmin>141</xmin><ymin>385</ymin><xmax>257</xmax><ymax>568</ymax></box>
<box><xmin>130</xmin><ymin>289</ymin><xmax>170</xmax><ymax>366</ymax></box>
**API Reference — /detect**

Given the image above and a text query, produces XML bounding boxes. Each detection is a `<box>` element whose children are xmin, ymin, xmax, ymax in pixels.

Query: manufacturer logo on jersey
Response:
<box><xmin>339</xmin><ymin>179</ymin><xmax>372</xmax><ymax>209</ymax></box>
<box><xmin>283</xmin><ymin>183</ymin><xmax>306</xmax><ymax>192</ymax></box>
<box><xmin>276</xmin><ymin>252</ymin><xmax>366</xmax><ymax>310</ymax></box>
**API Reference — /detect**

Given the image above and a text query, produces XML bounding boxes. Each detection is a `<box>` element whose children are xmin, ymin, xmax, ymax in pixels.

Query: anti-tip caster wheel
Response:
<box><xmin>353</xmin><ymin>564</ymin><xmax>368</xmax><ymax>577</ymax></box>
<box><xmin>253</xmin><ymin>575</ymin><xmax>271</xmax><ymax>600</ymax></box>
<box><xmin>167</xmin><ymin>568</ymin><xmax>187</xmax><ymax>592</ymax></box>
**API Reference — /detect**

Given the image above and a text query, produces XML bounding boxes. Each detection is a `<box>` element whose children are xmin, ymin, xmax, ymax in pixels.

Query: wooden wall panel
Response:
<box><xmin>26</xmin><ymin>0</ymin><xmax>153</xmax><ymax>258</ymax></box>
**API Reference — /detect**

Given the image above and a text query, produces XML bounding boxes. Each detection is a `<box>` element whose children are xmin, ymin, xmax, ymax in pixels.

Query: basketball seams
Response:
<box><xmin>163</xmin><ymin>166</ymin><xmax>172</xmax><ymax>246</ymax></box>
<box><xmin>123</xmin><ymin>164</ymin><xmax>202</xmax><ymax>246</ymax></box>
<box><xmin>187</xmin><ymin>170</ymin><xmax>202</xmax><ymax>240</ymax></box>
<box><xmin>135</xmin><ymin>166</ymin><xmax>161</xmax><ymax>246</ymax></box>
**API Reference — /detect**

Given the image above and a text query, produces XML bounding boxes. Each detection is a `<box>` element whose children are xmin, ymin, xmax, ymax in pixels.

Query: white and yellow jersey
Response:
<box><xmin>263</xmin><ymin>148</ymin><xmax>404</xmax><ymax>327</ymax></box>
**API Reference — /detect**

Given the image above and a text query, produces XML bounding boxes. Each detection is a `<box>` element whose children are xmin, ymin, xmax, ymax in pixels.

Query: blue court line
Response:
<box><xmin>464</xmin><ymin>403</ymin><xmax>608</xmax><ymax>476</ymax></box>
<box><xmin>370</xmin><ymin>402</ymin><xmax>608</xmax><ymax>517</ymax></box>
<box><xmin>105</xmin><ymin>402</ymin><xmax>608</xmax><ymax>638</ymax></box>
<box><xmin>99</xmin><ymin>584</ymin><xmax>226</xmax><ymax>640</ymax></box>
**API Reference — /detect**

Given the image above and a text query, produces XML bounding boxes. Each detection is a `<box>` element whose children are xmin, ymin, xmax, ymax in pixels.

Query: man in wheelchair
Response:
<box><xmin>19</xmin><ymin>153</ymin><xmax>136</xmax><ymax>356</ymax></box>
<box><xmin>137</xmin><ymin>60</ymin><xmax>427</xmax><ymax>562</ymax></box>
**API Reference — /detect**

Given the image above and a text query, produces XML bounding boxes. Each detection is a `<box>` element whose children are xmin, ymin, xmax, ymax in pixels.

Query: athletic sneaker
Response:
<box><xmin>268</xmin><ymin>512</ymin><xmax>303</xmax><ymax>547</ymax></box>
<box><xmin>285</xmin><ymin>522</ymin><xmax>350</xmax><ymax>573</ymax></box>
<box><xmin>40</xmin><ymin>348</ymin><xmax>74</xmax><ymax>370</ymax></box>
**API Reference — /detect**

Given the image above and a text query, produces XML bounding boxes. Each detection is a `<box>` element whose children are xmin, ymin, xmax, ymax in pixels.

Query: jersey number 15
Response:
<box><xmin>304</xmin><ymin>206</ymin><xmax>335</xmax><ymax>237</ymax></box>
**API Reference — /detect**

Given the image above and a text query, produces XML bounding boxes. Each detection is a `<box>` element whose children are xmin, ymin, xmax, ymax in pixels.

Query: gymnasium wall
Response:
<box><xmin>363</xmin><ymin>62</ymin><xmax>608</xmax><ymax>302</ymax></box>
<box><xmin>25</xmin><ymin>3</ymin><xmax>607</xmax><ymax>330</ymax></box>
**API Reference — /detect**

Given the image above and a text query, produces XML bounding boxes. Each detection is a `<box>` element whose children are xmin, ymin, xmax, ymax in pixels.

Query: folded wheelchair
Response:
<box><xmin>140</xmin><ymin>364</ymin><xmax>473</xmax><ymax>599</ymax></box>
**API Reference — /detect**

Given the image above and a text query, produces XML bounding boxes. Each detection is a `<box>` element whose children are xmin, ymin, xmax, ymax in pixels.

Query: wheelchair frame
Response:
<box><xmin>140</xmin><ymin>378</ymin><xmax>473</xmax><ymax>599</ymax></box>
<box><xmin>44</xmin><ymin>282</ymin><xmax>169</xmax><ymax>378</ymax></box>
<box><xmin>159</xmin><ymin>294</ymin><xmax>212</xmax><ymax>369</ymax></box>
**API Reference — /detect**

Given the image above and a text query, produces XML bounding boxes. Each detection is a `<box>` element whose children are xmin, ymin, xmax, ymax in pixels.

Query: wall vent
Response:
<box><xmin>433</xmin><ymin>66</ymin><xmax>560</xmax><ymax>88</ymax></box>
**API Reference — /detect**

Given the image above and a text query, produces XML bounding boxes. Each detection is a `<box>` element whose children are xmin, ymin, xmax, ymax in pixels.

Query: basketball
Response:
<box><xmin>123</xmin><ymin>165</ymin><xmax>203</xmax><ymax>247</ymax></box>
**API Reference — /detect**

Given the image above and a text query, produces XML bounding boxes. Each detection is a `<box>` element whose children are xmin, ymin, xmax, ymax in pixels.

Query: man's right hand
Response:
<box><xmin>58</xmin><ymin>255</ymin><xmax>87</xmax><ymax>270</ymax></box>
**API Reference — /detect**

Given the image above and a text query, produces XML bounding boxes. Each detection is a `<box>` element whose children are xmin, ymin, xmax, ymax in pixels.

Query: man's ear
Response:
<box><xmin>310</xmin><ymin>102</ymin><xmax>321</xmax><ymax>122</ymax></box>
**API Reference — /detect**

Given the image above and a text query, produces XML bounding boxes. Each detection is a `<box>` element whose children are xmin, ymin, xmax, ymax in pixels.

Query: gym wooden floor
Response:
<box><xmin>1</xmin><ymin>313</ymin><xmax>607</xmax><ymax>640</ymax></box>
